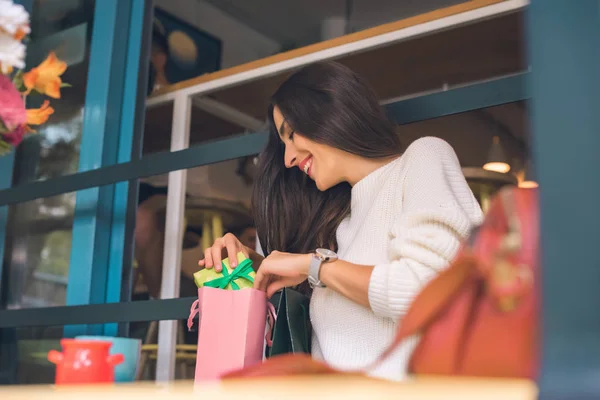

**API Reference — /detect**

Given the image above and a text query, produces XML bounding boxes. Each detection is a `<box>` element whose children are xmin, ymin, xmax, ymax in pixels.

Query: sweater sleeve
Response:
<box><xmin>368</xmin><ymin>137</ymin><xmax>483</xmax><ymax>320</ymax></box>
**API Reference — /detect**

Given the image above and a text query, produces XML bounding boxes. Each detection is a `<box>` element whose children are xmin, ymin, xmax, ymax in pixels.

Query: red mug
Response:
<box><xmin>48</xmin><ymin>339</ymin><xmax>124</xmax><ymax>385</ymax></box>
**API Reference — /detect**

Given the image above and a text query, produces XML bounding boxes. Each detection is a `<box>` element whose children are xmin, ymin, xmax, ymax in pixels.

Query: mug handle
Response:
<box><xmin>48</xmin><ymin>350</ymin><xmax>63</xmax><ymax>365</ymax></box>
<box><xmin>107</xmin><ymin>353</ymin><xmax>124</xmax><ymax>366</ymax></box>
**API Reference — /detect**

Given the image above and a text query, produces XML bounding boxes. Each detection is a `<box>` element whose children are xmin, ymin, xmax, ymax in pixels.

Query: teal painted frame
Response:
<box><xmin>527</xmin><ymin>1</ymin><xmax>600</xmax><ymax>399</ymax></box>
<box><xmin>0</xmin><ymin>297</ymin><xmax>194</xmax><ymax>328</ymax></box>
<box><xmin>65</xmin><ymin>0</ymin><xmax>138</xmax><ymax>337</ymax></box>
<box><xmin>105</xmin><ymin>0</ymin><xmax>153</xmax><ymax>337</ymax></box>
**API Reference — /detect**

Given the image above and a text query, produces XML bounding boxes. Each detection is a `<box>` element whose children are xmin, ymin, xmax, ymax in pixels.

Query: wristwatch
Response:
<box><xmin>308</xmin><ymin>248</ymin><xmax>338</xmax><ymax>288</ymax></box>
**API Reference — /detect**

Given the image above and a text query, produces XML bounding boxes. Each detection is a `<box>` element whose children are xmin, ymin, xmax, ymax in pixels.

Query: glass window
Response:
<box><xmin>4</xmin><ymin>193</ymin><xmax>74</xmax><ymax>308</ymax></box>
<box><xmin>142</xmin><ymin>100</ymin><xmax>258</xmax><ymax>154</ymax></box>
<box><xmin>151</xmin><ymin>0</ymin><xmax>472</xmax><ymax>71</ymax></box>
<box><xmin>146</xmin><ymin>1</ymin><xmax>525</xmax><ymax>148</ymax></box>
<box><xmin>133</xmin><ymin>157</ymin><xmax>257</xmax><ymax>300</ymax></box>
<box><xmin>1</xmin><ymin>317</ymin><xmax>195</xmax><ymax>385</ymax></box>
<box><xmin>3</xmin><ymin>0</ymin><xmax>95</xmax><ymax>309</ymax></box>
<box><xmin>27</xmin><ymin>0</ymin><xmax>95</xmax><ymax>180</ymax></box>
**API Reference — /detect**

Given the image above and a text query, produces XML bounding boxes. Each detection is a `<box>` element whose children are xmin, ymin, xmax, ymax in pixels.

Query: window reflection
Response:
<box><xmin>4</xmin><ymin>0</ymin><xmax>95</xmax><ymax>309</ymax></box>
<box><xmin>133</xmin><ymin>158</ymin><xmax>257</xmax><ymax>300</ymax></box>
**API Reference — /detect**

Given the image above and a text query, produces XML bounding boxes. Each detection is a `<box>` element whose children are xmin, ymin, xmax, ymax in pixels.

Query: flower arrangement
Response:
<box><xmin>0</xmin><ymin>0</ymin><xmax>69</xmax><ymax>156</ymax></box>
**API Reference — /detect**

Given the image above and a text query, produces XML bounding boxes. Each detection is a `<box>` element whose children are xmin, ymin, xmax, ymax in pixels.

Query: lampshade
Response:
<box><xmin>483</xmin><ymin>136</ymin><xmax>511</xmax><ymax>173</ymax></box>
<box><xmin>519</xmin><ymin>158</ymin><xmax>538</xmax><ymax>188</ymax></box>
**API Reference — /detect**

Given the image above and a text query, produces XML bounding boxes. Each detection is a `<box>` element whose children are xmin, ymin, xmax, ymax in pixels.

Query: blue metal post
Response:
<box><xmin>527</xmin><ymin>1</ymin><xmax>600</xmax><ymax>399</ymax></box>
<box><xmin>105</xmin><ymin>0</ymin><xmax>152</xmax><ymax>336</ymax></box>
<box><xmin>65</xmin><ymin>0</ymin><xmax>135</xmax><ymax>336</ymax></box>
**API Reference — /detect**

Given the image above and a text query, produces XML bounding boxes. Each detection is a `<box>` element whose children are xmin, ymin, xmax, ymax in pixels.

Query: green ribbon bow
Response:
<box><xmin>203</xmin><ymin>258</ymin><xmax>254</xmax><ymax>290</ymax></box>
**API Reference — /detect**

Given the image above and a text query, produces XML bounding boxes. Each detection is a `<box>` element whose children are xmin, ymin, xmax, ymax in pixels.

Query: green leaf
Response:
<box><xmin>60</xmin><ymin>82</ymin><xmax>72</xmax><ymax>88</ymax></box>
<box><xmin>11</xmin><ymin>70</ymin><xmax>26</xmax><ymax>92</ymax></box>
<box><xmin>12</xmin><ymin>69</ymin><xmax>23</xmax><ymax>81</ymax></box>
<box><xmin>0</xmin><ymin>118</ymin><xmax>9</xmax><ymax>134</ymax></box>
<box><xmin>0</xmin><ymin>139</ymin><xmax>12</xmax><ymax>156</ymax></box>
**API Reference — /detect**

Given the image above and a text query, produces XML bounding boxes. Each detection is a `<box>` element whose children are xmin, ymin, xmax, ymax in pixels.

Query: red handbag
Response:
<box><xmin>225</xmin><ymin>186</ymin><xmax>539</xmax><ymax>380</ymax></box>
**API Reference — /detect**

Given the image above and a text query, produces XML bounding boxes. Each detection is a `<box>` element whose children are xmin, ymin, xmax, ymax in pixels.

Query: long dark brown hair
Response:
<box><xmin>251</xmin><ymin>61</ymin><xmax>402</xmax><ymax>257</ymax></box>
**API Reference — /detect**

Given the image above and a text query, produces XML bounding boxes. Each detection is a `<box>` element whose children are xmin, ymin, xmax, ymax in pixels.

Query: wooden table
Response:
<box><xmin>1</xmin><ymin>375</ymin><xmax>537</xmax><ymax>400</ymax></box>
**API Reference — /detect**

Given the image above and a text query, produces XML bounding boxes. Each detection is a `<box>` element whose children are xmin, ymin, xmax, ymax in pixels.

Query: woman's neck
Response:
<box><xmin>344</xmin><ymin>155</ymin><xmax>400</xmax><ymax>187</ymax></box>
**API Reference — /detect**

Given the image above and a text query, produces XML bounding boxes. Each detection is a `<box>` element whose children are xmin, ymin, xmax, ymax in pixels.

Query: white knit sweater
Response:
<box><xmin>310</xmin><ymin>137</ymin><xmax>484</xmax><ymax>381</ymax></box>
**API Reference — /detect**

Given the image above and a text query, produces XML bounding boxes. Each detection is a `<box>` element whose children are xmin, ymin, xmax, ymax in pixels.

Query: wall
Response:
<box><xmin>154</xmin><ymin>0</ymin><xmax>281</xmax><ymax>68</ymax></box>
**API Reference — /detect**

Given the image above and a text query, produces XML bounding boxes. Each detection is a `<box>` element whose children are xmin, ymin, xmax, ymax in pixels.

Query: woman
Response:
<box><xmin>199</xmin><ymin>61</ymin><xmax>483</xmax><ymax>381</ymax></box>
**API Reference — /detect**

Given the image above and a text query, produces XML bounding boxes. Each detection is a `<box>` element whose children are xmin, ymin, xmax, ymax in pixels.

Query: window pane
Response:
<box><xmin>133</xmin><ymin>157</ymin><xmax>256</xmax><ymax>300</ymax></box>
<box><xmin>0</xmin><ymin>316</ymin><xmax>195</xmax><ymax>385</ymax></box>
<box><xmin>151</xmin><ymin>0</ymin><xmax>471</xmax><ymax>72</ymax></box>
<box><xmin>27</xmin><ymin>0</ymin><xmax>96</xmax><ymax>181</ymax></box>
<box><xmin>143</xmin><ymin>100</ymin><xmax>255</xmax><ymax>154</ymax></box>
<box><xmin>4</xmin><ymin>192</ymin><xmax>75</xmax><ymax>308</ymax></box>
<box><xmin>3</xmin><ymin>0</ymin><xmax>95</xmax><ymax>309</ymax></box>
<box><xmin>145</xmin><ymin>2</ymin><xmax>524</xmax><ymax>148</ymax></box>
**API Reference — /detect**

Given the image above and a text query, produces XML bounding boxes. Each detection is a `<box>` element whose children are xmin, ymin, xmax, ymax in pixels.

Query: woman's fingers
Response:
<box><xmin>253</xmin><ymin>263</ymin><xmax>270</xmax><ymax>292</ymax></box>
<box><xmin>266</xmin><ymin>280</ymin><xmax>288</xmax><ymax>299</ymax></box>
<box><xmin>198</xmin><ymin>234</ymin><xmax>248</xmax><ymax>271</ymax></box>
<box><xmin>223</xmin><ymin>234</ymin><xmax>240</xmax><ymax>268</ymax></box>
<box><xmin>211</xmin><ymin>239</ymin><xmax>225</xmax><ymax>272</ymax></box>
<box><xmin>203</xmin><ymin>248</ymin><xmax>213</xmax><ymax>269</ymax></box>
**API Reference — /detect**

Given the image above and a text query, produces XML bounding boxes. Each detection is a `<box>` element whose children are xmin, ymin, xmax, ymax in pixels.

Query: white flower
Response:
<box><xmin>0</xmin><ymin>0</ymin><xmax>30</xmax><ymax>37</ymax></box>
<box><xmin>0</xmin><ymin>33</ymin><xmax>25</xmax><ymax>73</ymax></box>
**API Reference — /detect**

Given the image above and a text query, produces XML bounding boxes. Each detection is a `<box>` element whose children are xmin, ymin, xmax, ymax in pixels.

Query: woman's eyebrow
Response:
<box><xmin>278</xmin><ymin>120</ymin><xmax>287</xmax><ymax>137</ymax></box>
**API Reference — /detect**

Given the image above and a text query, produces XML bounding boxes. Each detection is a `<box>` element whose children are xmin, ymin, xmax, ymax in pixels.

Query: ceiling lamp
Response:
<box><xmin>483</xmin><ymin>136</ymin><xmax>511</xmax><ymax>173</ymax></box>
<box><xmin>519</xmin><ymin>158</ymin><xmax>538</xmax><ymax>188</ymax></box>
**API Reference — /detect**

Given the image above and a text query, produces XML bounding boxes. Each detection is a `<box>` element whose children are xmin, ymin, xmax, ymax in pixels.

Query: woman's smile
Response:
<box><xmin>299</xmin><ymin>155</ymin><xmax>313</xmax><ymax>177</ymax></box>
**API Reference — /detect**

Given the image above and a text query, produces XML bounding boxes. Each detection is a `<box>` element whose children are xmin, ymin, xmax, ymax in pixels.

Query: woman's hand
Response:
<box><xmin>198</xmin><ymin>233</ymin><xmax>263</xmax><ymax>272</ymax></box>
<box><xmin>253</xmin><ymin>251</ymin><xmax>312</xmax><ymax>298</ymax></box>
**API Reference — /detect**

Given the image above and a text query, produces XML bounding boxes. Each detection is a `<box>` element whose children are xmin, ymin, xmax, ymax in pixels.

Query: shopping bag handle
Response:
<box><xmin>187</xmin><ymin>299</ymin><xmax>200</xmax><ymax>331</ymax></box>
<box><xmin>266</xmin><ymin>302</ymin><xmax>277</xmax><ymax>347</ymax></box>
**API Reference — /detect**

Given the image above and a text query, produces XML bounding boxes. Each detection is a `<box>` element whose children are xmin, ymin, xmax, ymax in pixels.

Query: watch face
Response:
<box><xmin>316</xmin><ymin>248</ymin><xmax>337</xmax><ymax>259</ymax></box>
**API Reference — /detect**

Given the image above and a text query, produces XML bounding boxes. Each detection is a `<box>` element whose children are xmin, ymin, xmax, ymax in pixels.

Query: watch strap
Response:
<box><xmin>308</xmin><ymin>254</ymin><xmax>325</xmax><ymax>288</ymax></box>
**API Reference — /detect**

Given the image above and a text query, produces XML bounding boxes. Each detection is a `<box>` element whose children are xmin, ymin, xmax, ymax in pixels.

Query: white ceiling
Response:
<box><xmin>200</xmin><ymin>0</ymin><xmax>466</xmax><ymax>46</ymax></box>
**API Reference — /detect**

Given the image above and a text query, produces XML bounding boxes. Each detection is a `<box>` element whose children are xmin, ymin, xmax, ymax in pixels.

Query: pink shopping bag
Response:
<box><xmin>187</xmin><ymin>286</ymin><xmax>274</xmax><ymax>381</ymax></box>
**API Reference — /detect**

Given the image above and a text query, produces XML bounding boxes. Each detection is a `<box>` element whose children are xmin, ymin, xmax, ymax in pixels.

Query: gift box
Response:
<box><xmin>188</xmin><ymin>253</ymin><xmax>270</xmax><ymax>381</ymax></box>
<box><xmin>193</xmin><ymin>252</ymin><xmax>255</xmax><ymax>290</ymax></box>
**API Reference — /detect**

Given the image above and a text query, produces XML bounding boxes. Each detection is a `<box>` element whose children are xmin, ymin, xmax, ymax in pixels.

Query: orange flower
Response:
<box><xmin>23</xmin><ymin>52</ymin><xmax>67</xmax><ymax>99</ymax></box>
<box><xmin>14</xmin><ymin>26</ymin><xmax>28</xmax><ymax>41</ymax></box>
<box><xmin>26</xmin><ymin>100</ymin><xmax>54</xmax><ymax>126</ymax></box>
